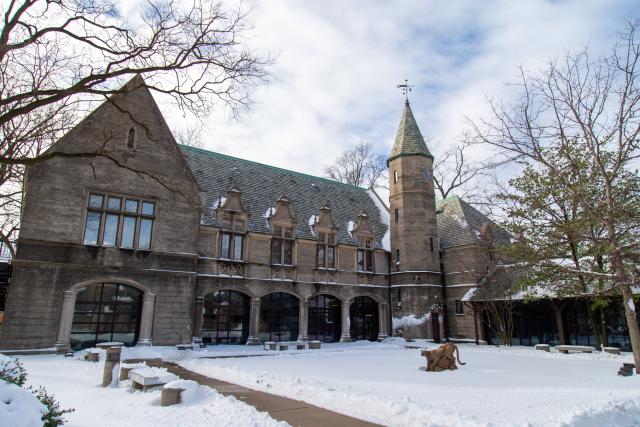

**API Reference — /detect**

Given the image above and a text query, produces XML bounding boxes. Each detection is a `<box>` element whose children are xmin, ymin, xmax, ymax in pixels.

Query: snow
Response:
<box><xmin>308</xmin><ymin>215</ymin><xmax>318</xmax><ymax>236</ymax></box>
<box><xmin>367</xmin><ymin>188</ymin><xmax>391</xmax><ymax>250</ymax></box>
<box><xmin>211</xmin><ymin>196</ymin><xmax>226</xmax><ymax>210</ymax></box>
<box><xmin>347</xmin><ymin>220</ymin><xmax>355</xmax><ymax>237</ymax></box>
<box><xmin>0</xmin><ymin>380</ymin><xmax>46</xmax><ymax>427</ymax></box>
<box><xmin>461</xmin><ymin>287</ymin><xmax>477</xmax><ymax>301</ymax></box>
<box><xmin>7</xmin><ymin>341</ymin><xmax>640</xmax><ymax>426</ymax></box>
<box><xmin>176</xmin><ymin>340</ymin><xmax>640</xmax><ymax>427</ymax></box>
<box><xmin>15</xmin><ymin>355</ymin><xmax>288</xmax><ymax>427</ymax></box>
<box><xmin>392</xmin><ymin>313</ymin><xmax>430</xmax><ymax>332</ymax></box>
<box><xmin>628</xmin><ymin>298</ymin><xmax>636</xmax><ymax>313</ymax></box>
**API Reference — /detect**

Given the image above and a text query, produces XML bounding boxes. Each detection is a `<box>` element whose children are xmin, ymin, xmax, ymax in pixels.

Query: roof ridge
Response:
<box><xmin>178</xmin><ymin>144</ymin><xmax>368</xmax><ymax>191</ymax></box>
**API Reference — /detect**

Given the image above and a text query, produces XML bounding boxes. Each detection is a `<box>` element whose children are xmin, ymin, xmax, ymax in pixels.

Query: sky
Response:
<box><xmin>163</xmin><ymin>0</ymin><xmax>638</xmax><ymax>179</ymax></box>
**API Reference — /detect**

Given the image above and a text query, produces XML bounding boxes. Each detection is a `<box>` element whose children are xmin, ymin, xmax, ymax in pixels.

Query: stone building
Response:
<box><xmin>0</xmin><ymin>76</ymin><xmax>509</xmax><ymax>352</ymax></box>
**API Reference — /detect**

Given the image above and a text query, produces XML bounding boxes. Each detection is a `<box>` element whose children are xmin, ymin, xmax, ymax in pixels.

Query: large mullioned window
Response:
<box><xmin>271</xmin><ymin>225</ymin><xmax>294</xmax><ymax>265</ymax></box>
<box><xmin>316</xmin><ymin>232</ymin><xmax>336</xmax><ymax>269</ymax></box>
<box><xmin>357</xmin><ymin>237</ymin><xmax>374</xmax><ymax>272</ymax></box>
<box><xmin>83</xmin><ymin>193</ymin><xmax>155</xmax><ymax>250</ymax></box>
<box><xmin>219</xmin><ymin>215</ymin><xmax>245</xmax><ymax>261</ymax></box>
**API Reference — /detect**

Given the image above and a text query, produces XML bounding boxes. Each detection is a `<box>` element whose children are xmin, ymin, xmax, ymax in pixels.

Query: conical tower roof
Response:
<box><xmin>387</xmin><ymin>100</ymin><xmax>433</xmax><ymax>164</ymax></box>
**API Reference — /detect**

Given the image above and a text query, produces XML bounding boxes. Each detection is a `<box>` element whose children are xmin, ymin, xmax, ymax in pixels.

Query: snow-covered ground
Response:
<box><xmin>174</xmin><ymin>339</ymin><xmax>640</xmax><ymax>427</ymax></box>
<box><xmin>6</xmin><ymin>340</ymin><xmax>640</xmax><ymax>426</ymax></box>
<box><xmin>15</xmin><ymin>355</ymin><xmax>287</xmax><ymax>427</ymax></box>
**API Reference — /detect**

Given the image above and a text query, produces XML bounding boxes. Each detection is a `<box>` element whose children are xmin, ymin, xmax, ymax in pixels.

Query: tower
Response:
<box><xmin>388</xmin><ymin>99</ymin><xmax>442</xmax><ymax>337</ymax></box>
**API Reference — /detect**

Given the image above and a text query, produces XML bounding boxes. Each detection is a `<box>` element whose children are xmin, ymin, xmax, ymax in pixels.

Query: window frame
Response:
<box><xmin>455</xmin><ymin>300</ymin><xmax>464</xmax><ymax>316</ymax></box>
<box><xmin>218</xmin><ymin>214</ymin><xmax>246</xmax><ymax>261</ymax></box>
<box><xmin>83</xmin><ymin>192</ymin><xmax>155</xmax><ymax>250</ymax></box>
<box><xmin>316</xmin><ymin>231</ymin><xmax>336</xmax><ymax>270</ymax></box>
<box><xmin>356</xmin><ymin>237</ymin><xmax>374</xmax><ymax>273</ymax></box>
<box><xmin>271</xmin><ymin>224</ymin><xmax>295</xmax><ymax>266</ymax></box>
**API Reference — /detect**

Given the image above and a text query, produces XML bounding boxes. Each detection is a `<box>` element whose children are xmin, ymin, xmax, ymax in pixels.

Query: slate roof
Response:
<box><xmin>179</xmin><ymin>145</ymin><xmax>388</xmax><ymax>247</ymax></box>
<box><xmin>436</xmin><ymin>196</ymin><xmax>512</xmax><ymax>250</ymax></box>
<box><xmin>388</xmin><ymin>101</ymin><xmax>433</xmax><ymax>162</ymax></box>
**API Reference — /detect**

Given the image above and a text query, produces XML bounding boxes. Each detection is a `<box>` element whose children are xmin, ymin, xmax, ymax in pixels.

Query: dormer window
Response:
<box><xmin>357</xmin><ymin>237</ymin><xmax>373</xmax><ymax>272</ymax></box>
<box><xmin>126</xmin><ymin>127</ymin><xmax>136</xmax><ymax>150</ymax></box>
<box><xmin>317</xmin><ymin>232</ymin><xmax>336</xmax><ymax>269</ymax></box>
<box><xmin>271</xmin><ymin>225</ymin><xmax>294</xmax><ymax>266</ymax></box>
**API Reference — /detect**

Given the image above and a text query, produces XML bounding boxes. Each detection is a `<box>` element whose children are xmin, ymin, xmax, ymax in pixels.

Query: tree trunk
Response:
<box><xmin>600</xmin><ymin>306</ymin><xmax>609</xmax><ymax>348</ymax></box>
<box><xmin>585</xmin><ymin>299</ymin><xmax>602</xmax><ymax>350</ymax></box>
<box><xmin>620</xmin><ymin>284</ymin><xmax>640</xmax><ymax>374</ymax></box>
<box><xmin>552</xmin><ymin>301</ymin><xmax>567</xmax><ymax>345</ymax></box>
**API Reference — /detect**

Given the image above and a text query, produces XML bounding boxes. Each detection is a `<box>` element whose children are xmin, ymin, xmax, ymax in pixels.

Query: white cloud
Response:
<box><xmin>159</xmin><ymin>0</ymin><xmax>638</xmax><ymax>179</ymax></box>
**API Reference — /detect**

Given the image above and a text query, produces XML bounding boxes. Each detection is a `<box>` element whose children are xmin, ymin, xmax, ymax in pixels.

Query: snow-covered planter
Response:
<box><xmin>392</xmin><ymin>313</ymin><xmax>430</xmax><ymax>338</ymax></box>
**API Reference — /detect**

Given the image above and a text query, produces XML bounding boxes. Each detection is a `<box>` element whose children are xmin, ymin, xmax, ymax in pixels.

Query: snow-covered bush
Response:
<box><xmin>1</xmin><ymin>354</ymin><xmax>74</xmax><ymax>426</ymax></box>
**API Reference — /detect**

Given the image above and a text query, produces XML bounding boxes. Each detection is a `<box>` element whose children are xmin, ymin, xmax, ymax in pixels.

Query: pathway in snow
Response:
<box><xmin>127</xmin><ymin>358</ymin><xmax>379</xmax><ymax>427</ymax></box>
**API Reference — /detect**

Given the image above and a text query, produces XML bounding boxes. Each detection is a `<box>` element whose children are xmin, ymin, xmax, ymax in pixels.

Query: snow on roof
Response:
<box><xmin>461</xmin><ymin>287</ymin><xmax>477</xmax><ymax>302</ymax></box>
<box><xmin>367</xmin><ymin>188</ymin><xmax>390</xmax><ymax>250</ymax></box>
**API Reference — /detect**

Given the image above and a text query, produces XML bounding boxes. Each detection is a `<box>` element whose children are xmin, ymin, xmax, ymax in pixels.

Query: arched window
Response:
<box><xmin>126</xmin><ymin>127</ymin><xmax>136</xmax><ymax>150</ymax></box>
<box><xmin>202</xmin><ymin>290</ymin><xmax>250</xmax><ymax>345</ymax></box>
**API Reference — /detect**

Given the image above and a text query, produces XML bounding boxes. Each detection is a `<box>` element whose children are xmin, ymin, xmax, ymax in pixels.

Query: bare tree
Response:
<box><xmin>325</xmin><ymin>142</ymin><xmax>387</xmax><ymax>188</ymax></box>
<box><xmin>173</xmin><ymin>124</ymin><xmax>205</xmax><ymax>148</ymax></box>
<box><xmin>0</xmin><ymin>0</ymin><xmax>270</xmax><ymax>252</ymax></box>
<box><xmin>469</xmin><ymin>21</ymin><xmax>640</xmax><ymax>370</ymax></box>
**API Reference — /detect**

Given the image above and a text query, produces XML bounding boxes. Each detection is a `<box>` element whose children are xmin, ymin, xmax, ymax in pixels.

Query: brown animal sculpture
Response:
<box><xmin>421</xmin><ymin>343</ymin><xmax>466</xmax><ymax>372</ymax></box>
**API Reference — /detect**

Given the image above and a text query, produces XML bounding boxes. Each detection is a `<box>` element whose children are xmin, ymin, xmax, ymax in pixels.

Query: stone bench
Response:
<box><xmin>161</xmin><ymin>380</ymin><xmax>199</xmax><ymax>406</ymax></box>
<box><xmin>278</xmin><ymin>343</ymin><xmax>288</xmax><ymax>351</ymax></box>
<box><xmin>309</xmin><ymin>340</ymin><xmax>321</xmax><ymax>350</ymax></box>
<box><xmin>175</xmin><ymin>344</ymin><xmax>192</xmax><ymax>351</ymax></box>
<box><xmin>535</xmin><ymin>344</ymin><xmax>550</xmax><ymax>352</ymax></box>
<box><xmin>119</xmin><ymin>362</ymin><xmax>147</xmax><ymax>382</ymax></box>
<box><xmin>604</xmin><ymin>347</ymin><xmax>621</xmax><ymax>355</ymax></box>
<box><xmin>84</xmin><ymin>350</ymin><xmax>100</xmax><ymax>362</ymax></box>
<box><xmin>556</xmin><ymin>345</ymin><xmax>596</xmax><ymax>354</ymax></box>
<box><xmin>129</xmin><ymin>367</ymin><xmax>178</xmax><ymax>391</ymax></box>
<box><xmin>264</xmin><ymin>341</ymin><xmax>276</xmax><ymax>351</ymax></box>
<box><xmin>296</xmin><ymin>343</ymin><xmax>306</xmax><ymax>350</ymax></box>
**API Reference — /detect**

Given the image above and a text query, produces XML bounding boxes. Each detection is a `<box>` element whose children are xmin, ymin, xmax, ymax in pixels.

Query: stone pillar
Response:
<box><xmin>246</xmin><ymin>298</ymin><xmax>261</xmax><ymax>345</ymax></box>
<box><xmin>136</xmin><ymin>293</ymin><xmax>155</xmax><ymax>346</ymax></box>
<box><xmin>377</xmin><ymin>303</ymin><xmax>389</xmax><ymax>341</ymax></box>
<box><xmin>55</xmin><ymin>291</ymin><xmax>77</xmax><ymax>353</ymax></box>
<box><xmin>102</xmin><ymin>345</ymin><xmax>122</xmax><ymax>387</ymax></box>
<box><xmin>552</xmin><ymin>301</ymin><xmax>568</xmax><ymax>345</ymax></box>
<box><xmin>298</xmin><ymin>299</ymin><xmax>309</xmax><ymax>342</ymax></box>
<box><xmin>192</xmin><ymin>296</ymin><xmax>204</xmax><ymax>339</ymax></box>
<box><xmin>340</xmin><ymin>300</ymin><xmax>352</xmax><ymax>342</ymax></box>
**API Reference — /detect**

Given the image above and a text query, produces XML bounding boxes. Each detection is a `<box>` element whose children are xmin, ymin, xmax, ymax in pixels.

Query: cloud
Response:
<box><xmin>159</xmin><ymin>0</ymin><xmax>638</xmax><ymax>179</ymax></box>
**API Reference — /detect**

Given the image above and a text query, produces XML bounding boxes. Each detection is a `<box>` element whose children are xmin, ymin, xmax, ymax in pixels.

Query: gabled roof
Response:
<box><xmin>436</xmin><ymin>196</ymin><xmax>511</xmax><ymax>249</ymax></box>
<box><xmin>180</xmin><ymin>145</ymin><xmax>388</xmax><ymax>247</ymax></box>
<box><xmin>388</xmin><ymin>101</ymin><xmax>433</xmax><ymax>163</ymax></box>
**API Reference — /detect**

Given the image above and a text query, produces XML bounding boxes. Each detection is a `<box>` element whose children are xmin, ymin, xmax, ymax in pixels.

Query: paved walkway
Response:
<box><xmin>126</xmin><ymin>358</ymin><xmax>380</xmax><ymax>427</ymax></box>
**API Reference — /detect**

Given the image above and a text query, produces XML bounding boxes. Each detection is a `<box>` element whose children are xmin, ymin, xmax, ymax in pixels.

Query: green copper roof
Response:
<box><xmin>388</xmin><ymin>101</ymin><xmax>432</xmax><ymax>163</ymax></box>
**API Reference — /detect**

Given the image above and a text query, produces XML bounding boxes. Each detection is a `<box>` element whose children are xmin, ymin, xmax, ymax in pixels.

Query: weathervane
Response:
<box><xmin>396</xmin><ymin>79</ymin><xmax>413</xmax><ymax>102</ymax></box>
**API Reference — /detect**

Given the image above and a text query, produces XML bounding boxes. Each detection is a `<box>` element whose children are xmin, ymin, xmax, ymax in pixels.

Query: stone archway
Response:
<box><xmin>308</xmin><ymin>294</ymin><xmax>342</xmax><ymax>343</ymax></box>
<box><xmin>55</xmin><ymin>278</ymin><xmax>155</xmax><ymax>352</ymax></box>
<box><xmin>201</xmin><ymin>289</ymin><xmax>251</xmax><ymax>345</ymax></box>
<box><xmin>350</xmin><ymin>296</ymin><xmax>379</xmax><ymax>341</ymax></box>
<box><xmin>258</xmin><ymin>292</ymin><xmax>299</xmax><ymax>342</ymax></box>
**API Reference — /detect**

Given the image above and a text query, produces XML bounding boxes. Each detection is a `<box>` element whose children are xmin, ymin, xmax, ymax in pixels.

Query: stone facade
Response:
<box><xmin>0</xmin><ymin>76</ymin><xmax>505</xmax><ymax>352</ymax></box>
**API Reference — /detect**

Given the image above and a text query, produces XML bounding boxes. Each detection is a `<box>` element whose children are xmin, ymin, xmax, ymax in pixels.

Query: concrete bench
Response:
<box><xmin>278</xmin><ymin>343</ymin><xmax>288</xmax><ymax>351</ymax></box>
<box><xmin>119</xmin><ymin>362</ymin><xmax>147</xmax><ymax>381</ymax></box>
<box><xmin>129</xmin><ymin>367</ymin><xmax>178</xmax><ymax>391</ymax></box>
<box><xmin>604</xmin><ymin>347</ymin><xmax>621</xmax><ymax>355</ymax></box>
<box><xmin>84</xmin><ymin>349</ymin><xmax>100</xmax><ymax>362</ymax></box>
<box><xmin>535</xmin><ymin>344</ymin><xmax>550</xmax><ymax>352</ymax></box>
<box><xmin>175</xmin><ymin>344</ymin><xmax>192</xmax><ymax>351</ymax></box>
<box><xmin>296</xmin><ymin>343</ymin><xmax>306</xmax><ymax>350</ymax></box>
<box><xmin>264</xmin><ymin>341</ymin><xmax>276</xmax><ymax>351</ymax></box>
<box><xmin>556</xmin><ymin>345</ymin><xmax>596</xmax><ymax>354</ymax></box>
<box><xmin>309</xmin><ymin>340</ymin><xmax>321</xmax><ymax>350</ymax></box>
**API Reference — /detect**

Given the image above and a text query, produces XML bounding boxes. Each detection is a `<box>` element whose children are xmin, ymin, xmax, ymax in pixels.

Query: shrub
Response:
<box><xmin>0</xmin><ymin>356</ymin><xmax>27</xmax><ymax>386</ymax></box>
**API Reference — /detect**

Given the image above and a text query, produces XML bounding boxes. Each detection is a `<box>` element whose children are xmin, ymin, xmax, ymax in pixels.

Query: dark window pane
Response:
<box><xmin>317</xmin><ymin>245</ymin><xmax>325</xmax><ymax>267</ymax></box>
<box><xmin>327</xmin><ymin>246</ymin><xmax>335</xmax><ymax>269</ymax></box>
<box><xmin>107</xmin><ymin>197</ymin><xmax>122</xmax><ymax>211</ymax></box>
<box><xmin>125</xmin><ymin>199</ymin><xmax>138</xmax><ymax>213</ymax></box>
<box><xmin>328</xmin><ymin>234</ymin><xmax>335</xmax><ymax>245</ymax></box>
<box><xmin>121</xmin><ymin>216</ymin><xmax>136</xmax><ymax>248</ymax></box>
<box><xmin>357</xmin><ymin>250</ymin><xmax>365</xmax><ymax>271</ymax></box>
<box><xmin>221</xmin><ymin>233</ymin><xmax>231</xmax><ymax>259</ymax></box>
<box><xmin>103</xmin><ymin>214</ymin><xmax>119</xmax><ymax>246</ymax></box>
<box><xmin>285</xmin><ymin>227</ymin><xmax>293</xmax><ymax>238</ymax></box>
<box><xmin>365</xmin><ymin>250</ymin><xmax>373</xmax><ymax>272</ymax></box>
<box><xmin>284</xmin><ymin>241</ymin><xmax>293</xmax><ymax>265</ymax></box>
<box><xmin>233</xmin><ymin>235</ymin><xmax>243</xmax><ymax>260</ymax></box>
<box><xmin>89</xmin><ymin>194</ymin><xmax>103</xmax><ymax>209</ymax></box>
<box><xmin>83</xmin><ymin>212</ymin><xmax>101</xmax><ymax>245</ymax></box>
<box><xmin>141</xmin><ymin>201</ymin><xmax>155</xmax><ymax>216</ymax></box>
<box><xmin>274</xmin><ymin>225</ymin><xmax>282</xmax><ymax>236</ymax></box>
<box><xmin>271</xmin><ymin>239</ymin><xmax>282</xmax><ymax>264</ymax></box>
<box><xmin>138</xmin><ymin>218</ymin><xmax>153</xmax><ymax>249</ymax></box>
